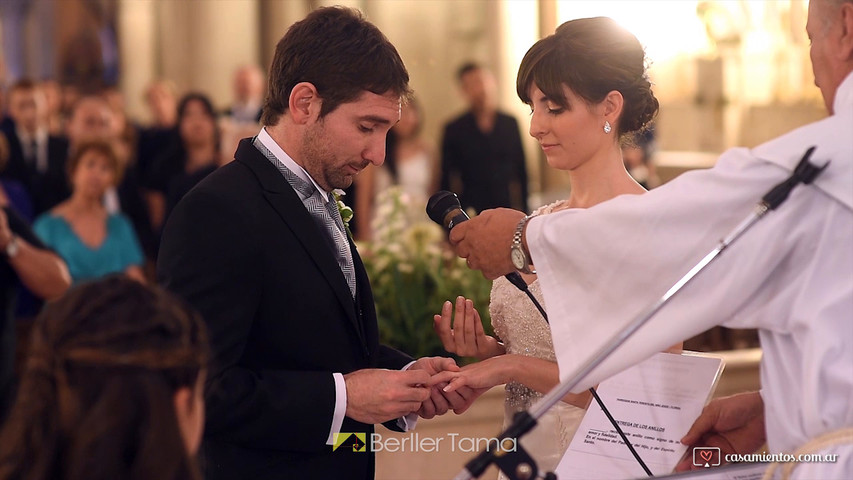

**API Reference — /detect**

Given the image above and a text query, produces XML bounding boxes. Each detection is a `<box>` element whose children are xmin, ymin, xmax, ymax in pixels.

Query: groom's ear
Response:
<box><xmin>288</xmin><ymin>82</ymin><xmax>322</xmax><ymax>124</ymax></box>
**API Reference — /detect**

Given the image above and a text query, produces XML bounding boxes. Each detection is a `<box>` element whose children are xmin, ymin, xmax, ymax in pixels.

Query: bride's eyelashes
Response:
<box><xmin>527</xmin><ymin>105</ymin><xmax>566</xmax><ymax>116</ymax></box>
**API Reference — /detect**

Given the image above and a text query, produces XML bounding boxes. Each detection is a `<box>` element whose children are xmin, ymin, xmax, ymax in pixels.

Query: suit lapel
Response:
<box><xmin>234</xmin><ymin>139</ymin><xmax>365</xmax><ymax>344</ymax></box>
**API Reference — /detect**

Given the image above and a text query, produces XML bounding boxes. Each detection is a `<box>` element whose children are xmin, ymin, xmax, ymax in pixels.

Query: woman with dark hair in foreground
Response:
<box><xmin>0</xmin><ymin>275</ymin><xmax>209</xmax><ymax>480</ymax></box>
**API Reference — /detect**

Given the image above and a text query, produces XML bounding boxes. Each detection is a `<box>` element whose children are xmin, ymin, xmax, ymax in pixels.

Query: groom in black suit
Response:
<box><xmin>157</xmin><ymin>7</ymin><xmax>481</xmax><ymax>480</ymax></box>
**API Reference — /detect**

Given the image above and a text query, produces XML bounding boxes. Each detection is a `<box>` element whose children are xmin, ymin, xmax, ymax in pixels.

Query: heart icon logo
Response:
<box><xmin>694</xmin><ymin>447</ymin><xmax>720</xmax><ymax>468</ymax></box>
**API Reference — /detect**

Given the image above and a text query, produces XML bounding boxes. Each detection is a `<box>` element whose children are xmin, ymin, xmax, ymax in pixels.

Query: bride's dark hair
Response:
<box><xmin>0</xmin><ymin>275</ymin><xmax>209</xmax><ymax>480</ymax></box>
<box><xmin>517</xmin><ymin>16</ymin><xmax>659</xmax><ymax>136</ymax></box>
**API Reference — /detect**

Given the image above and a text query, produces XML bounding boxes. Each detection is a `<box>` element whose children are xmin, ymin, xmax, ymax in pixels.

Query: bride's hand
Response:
<box><xmin>428</xmin><ymin>355</ymin><xmax>516</xmax><ymax>393</ymax></box>
<box><xmin>434</xmin><ymin>297</ymin><xmax>505</xmax><ymax>360</ymax></box>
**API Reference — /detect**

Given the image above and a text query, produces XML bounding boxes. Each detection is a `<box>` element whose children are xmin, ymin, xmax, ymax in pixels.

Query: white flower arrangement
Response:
<box><xmin>359</xmin><ymin>187</ymin><xmax>493</xmax><ymax>358</ymax></box>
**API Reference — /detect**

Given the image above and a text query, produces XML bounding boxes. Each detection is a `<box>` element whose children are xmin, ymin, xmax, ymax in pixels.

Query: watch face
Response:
<box><xmin>511</xmin><ymin>247</ymin><xmax>525</xmax><ymax>269</ymax></box>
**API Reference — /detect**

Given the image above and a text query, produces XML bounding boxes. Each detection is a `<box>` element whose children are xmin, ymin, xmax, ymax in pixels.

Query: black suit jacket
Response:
<box><xmin>1</xmin><ymin>132</ymin><xmax>70</xmax><ymax>215</ymax></box>
<box><xmin>157</xmin><ymin>138</ymin><xmax>411</xmax><ymax>480</ymax></box>
<box><xmin>440</xmin><ymin>111</ymin><xmax>529</xmax><ymax>213</ymax></box>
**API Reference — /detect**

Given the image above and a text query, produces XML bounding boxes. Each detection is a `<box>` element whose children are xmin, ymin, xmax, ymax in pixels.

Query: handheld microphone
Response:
<box><xmin>426</xmin><ymin>190</ymin><xmax>469</xmax><ymax>230</ymax></box>
<box><xmin>426</xmin><ymin>191</ymin><xmax>545</xmax><ymax>319</ymax></box>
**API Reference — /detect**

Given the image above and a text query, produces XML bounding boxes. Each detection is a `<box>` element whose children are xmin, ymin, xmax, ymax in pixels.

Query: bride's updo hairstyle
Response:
<box><xmin>0</xmin><ymin>275</ymin><xmax>209</xmax><ymax>480</ymax></box>
<box><xmin>517</xmin><ymin>17</ymin><xmax>659</xmax><ymax>137</ymax></box>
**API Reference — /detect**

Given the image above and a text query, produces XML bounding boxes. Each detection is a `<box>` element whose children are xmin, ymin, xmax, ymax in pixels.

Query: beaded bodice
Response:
<box><xmin>490</xmin><ymin>278</ymin><xmax>554</xmax><ymax>410</ymax></box>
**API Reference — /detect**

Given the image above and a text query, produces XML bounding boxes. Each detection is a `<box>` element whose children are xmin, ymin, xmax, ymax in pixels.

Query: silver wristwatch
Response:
<box><xmin>510</xmin><ymin>215</ymin><xmax>535</xmax><ymax>274</ymax></box>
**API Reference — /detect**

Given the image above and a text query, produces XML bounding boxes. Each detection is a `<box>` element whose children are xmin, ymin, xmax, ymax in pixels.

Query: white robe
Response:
<box><xmin>528</xmin><ymin>72</ymin><xmax>853</xmax><ymax>478</ymax></box>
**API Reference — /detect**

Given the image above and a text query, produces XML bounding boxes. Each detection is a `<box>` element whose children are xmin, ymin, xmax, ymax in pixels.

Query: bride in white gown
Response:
<box><xmin>432</xmin><ymin>17</ymin><xmax>672</xmax><ymax>477</ymax></box>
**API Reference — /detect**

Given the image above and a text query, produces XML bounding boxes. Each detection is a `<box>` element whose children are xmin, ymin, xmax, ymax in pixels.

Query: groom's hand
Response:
<box><xmin>410</xmin><ymin>357</ymin><xmax>459</xmax><ymax>418</ymax></box>
<box><xmin>409</xmin><ymin>357</ymin><xmax>487</xmax><ymax>417</ymax></box>
<box><xmin>344</xmin><ymin>369</ymin><xmax>431</xmax><ymax>424</ymax></box>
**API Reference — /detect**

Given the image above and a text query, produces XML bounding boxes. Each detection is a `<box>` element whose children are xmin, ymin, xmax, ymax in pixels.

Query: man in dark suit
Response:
<box><xmin>441</xmin><ymin>62</ymin><xmax>529</xmax><ymax>214</ymax></box>
<box><xmin>2</xmin><ymin>79</ymin><xmax>70</xmax><ymax>215</ymax></box>
<box><xmin>157</xmin><ymin>7</ymin><xmax>481</xmax><ymax>480</ymax></box>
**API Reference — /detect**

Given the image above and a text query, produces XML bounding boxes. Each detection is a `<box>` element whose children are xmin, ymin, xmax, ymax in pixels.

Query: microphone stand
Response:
<box><xmin>451</xmin><ymin>147</ymin><xmax>827</xmax><ymax>480</ymax></box>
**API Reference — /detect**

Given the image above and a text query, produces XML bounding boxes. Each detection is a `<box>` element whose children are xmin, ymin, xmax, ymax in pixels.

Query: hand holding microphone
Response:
<box><xmin>427</xmin><ymin>192</ymin><xmax>549</xmax><ymax>323</ymax></box>
<box><xmin>426</xmin><ymin>191</ymin><xmax>527</xmax><ymax>281</ymax></box>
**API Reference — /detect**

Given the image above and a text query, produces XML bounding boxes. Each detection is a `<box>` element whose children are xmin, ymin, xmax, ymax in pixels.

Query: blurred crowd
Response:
<box><xmin>0</xmin><ymin>64</ymin><xmax>268</xmax><ymax>425</ymax></box>
<box><xmin>0</xmin><ymin>65</ymin><xmax>267</xmax><ymax>280</ymax></box>
<box><xmin>0</xmin><ymin>59</ymin><xmax>665</xmax><ymax>284</ymax></box>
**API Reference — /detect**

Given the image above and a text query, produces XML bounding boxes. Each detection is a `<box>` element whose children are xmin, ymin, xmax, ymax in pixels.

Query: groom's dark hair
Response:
<box><xmin>261</xmin><ymin>6</ymin><xmax>411</xmax><ymax>126</ymax></box>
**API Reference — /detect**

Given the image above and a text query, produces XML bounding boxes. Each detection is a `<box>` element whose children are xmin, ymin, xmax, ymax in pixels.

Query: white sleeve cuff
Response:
<box><xmin>397</xmin><ymin>411</ymin><xmax>419</xmax><ymax>431</ymax></box>
<box><xmin>326</xmin><ymin>372</ymin><xmax>347</xmax><ymax>445</ymax></box>
<box><xmin>397</xmin><ymin>361</ymin><xmax>419</xmax><ymax>431</ymax></box>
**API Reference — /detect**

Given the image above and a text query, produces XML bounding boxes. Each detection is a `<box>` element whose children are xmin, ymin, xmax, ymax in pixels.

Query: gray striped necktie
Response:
<box><xmin>253</xmin><ymin>138</ymin><xmax>357</xmax><ymax>298</ymax></box>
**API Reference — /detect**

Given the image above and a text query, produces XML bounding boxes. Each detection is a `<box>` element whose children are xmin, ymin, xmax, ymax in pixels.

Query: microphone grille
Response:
<box><xmin>426</xmin><ymin>191</ymin><xmax>462</xmax><ymax>225</ymax></box>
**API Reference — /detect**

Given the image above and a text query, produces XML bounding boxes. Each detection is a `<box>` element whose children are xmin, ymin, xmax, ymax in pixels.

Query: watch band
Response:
<box><xmin>513</xmin><ymin>215</ymin><xmax>530</xmax><ymax>245</ymax></box>
<box><xmin>512</xmin><ymin>215</ymin><xmax>535</xmax><ymax>274</ymax></box>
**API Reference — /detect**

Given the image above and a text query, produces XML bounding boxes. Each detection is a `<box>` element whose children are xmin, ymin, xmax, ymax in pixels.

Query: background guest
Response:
<box><xmin>0</xmin><ymin>135</ymin><xmax>33</xmax><ymax>221</ymax></box>
<box><xmin>38</xmin><ymin>80</ymin><xmax>64</xmax><ymax>136</ymax></box>
<box><xmin>65</xmin><ymin>95</ymin><xmax>155</xmax><ymax>264</ymax></box>
<box><xmin>440</xmin><ymin>62</ymin><xmax>529</xmax><ymax>214</ymax></box>
<box><xmin>144</xmin><ymin>79</ymin><xmax>179</xmax><ymax>130</ymax></box>
<box><xmin>137</xmin><ymin>80</ymin><xmax>180</xmax><ymax>209</ymax></box>
<box><xmin>144</xmin><ymin>93</ymin><xmax>221</xmax><ymax>231</ymax></box>
<box><xmin>220</xmin><ymin>65</ymin><xmax>265</xmax><ymax>160</ymax></box>
<box><xmin>2</xmin><ymin>79</ymin><xmax>70</xmax><ymax>216</ymax></box>
<box><xmin>224</xmin><ymin>64</ymin><xmax>265</xmax><ymax>124</ymax></box>
<box><xmin>65</xmin><ymin>95</ymin><xmax>113</xmax><ymax>150</ymax></box>
<box><xmin>33</xmin><ymin>140</ymin><xmax>145</xmax><ymax>284</ymax></box>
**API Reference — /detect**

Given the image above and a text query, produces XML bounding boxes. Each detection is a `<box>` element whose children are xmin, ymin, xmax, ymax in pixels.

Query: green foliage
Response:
<box><xmin>358</xmin><ymin>187</ymin><xmax>493</xmax><ymax>359</ymax></box>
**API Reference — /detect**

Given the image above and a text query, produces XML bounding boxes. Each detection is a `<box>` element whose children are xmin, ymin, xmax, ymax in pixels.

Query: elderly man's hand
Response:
<box><xmin>675</xmin><ymin>391</ymin><xmax>766</xmax><ymax>471</ymax></box>
<box><xmin>448</xmin><ymin>208</ymin><xmax>526</xmax><ymax>280</ymax></box>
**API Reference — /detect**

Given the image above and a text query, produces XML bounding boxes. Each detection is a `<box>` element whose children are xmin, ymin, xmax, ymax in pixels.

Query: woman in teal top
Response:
<box><xmin>34</xmin><ymin>141</ymin><xmax>145</xmax><ymax>284</ymax></box>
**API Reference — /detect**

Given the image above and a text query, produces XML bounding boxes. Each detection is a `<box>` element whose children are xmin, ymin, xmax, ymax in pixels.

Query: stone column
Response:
<box><xmin>117</xmin><ymin>0</ymin><xmax>157</xmax><ymax>122</ymax></box>
<box><xmin>259</xmin><ymin>0</ymin><xmax>311</xmax><ymax>70</ymax></box>
<box><xmin>155</xmin><ymin>0</ymin><xmax>261</xmax><ymax>110</ymax></box>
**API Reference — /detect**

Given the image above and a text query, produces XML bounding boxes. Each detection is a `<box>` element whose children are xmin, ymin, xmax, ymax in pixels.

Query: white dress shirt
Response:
<box><xmin>16</xmin><ymin>127</ymin><xmax>48</xmax><ymax>174</ymax></box>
